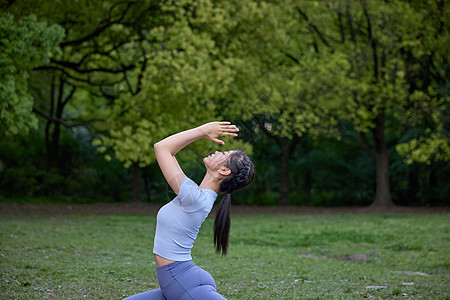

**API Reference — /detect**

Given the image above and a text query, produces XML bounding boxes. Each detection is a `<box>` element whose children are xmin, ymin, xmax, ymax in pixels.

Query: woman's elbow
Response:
<box><xmin>154</xmin><ymin>141</ymin><xmax>162</xmax><ymax>153</ymax></box>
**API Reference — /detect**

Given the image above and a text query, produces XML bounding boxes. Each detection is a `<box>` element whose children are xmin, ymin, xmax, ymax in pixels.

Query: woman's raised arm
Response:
<box><xmin>154</xmin><ymin>122</ymin><xmax>238</xmax><ymax>195</ymax></box>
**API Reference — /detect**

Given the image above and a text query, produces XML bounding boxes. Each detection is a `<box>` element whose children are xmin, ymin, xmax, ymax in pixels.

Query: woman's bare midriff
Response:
<box><xmin>154</xmin><ymin>254</ymin><xmax>176</xmax><ymax>268</ymax></box>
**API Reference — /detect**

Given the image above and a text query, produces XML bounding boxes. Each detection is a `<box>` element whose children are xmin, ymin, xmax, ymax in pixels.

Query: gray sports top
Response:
<box><xmin>153</xmin><ymin>177</ymin><xmax>217</xmax><ymax>261</ymax></box>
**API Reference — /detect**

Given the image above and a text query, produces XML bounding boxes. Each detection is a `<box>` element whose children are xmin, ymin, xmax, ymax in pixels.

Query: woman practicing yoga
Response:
<box><xmin>124</xmin><ymin>121</ymin><xmax>255</xmax><ymax>300</ymax></box>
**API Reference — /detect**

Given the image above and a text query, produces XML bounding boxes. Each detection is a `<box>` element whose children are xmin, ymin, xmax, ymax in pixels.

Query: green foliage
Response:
<box><xmin>0</xmin><ymin>13</ymin><xmax>63</xmax><ymax>136</ymax></box>
<box><xmin>396</xmin><ymin>132</ymin><xmax>450</xmax><ymax>165</ymax></box>
<box><xmin>0</xmin><ymin>129</ymin><xmax>132</xmax><ymax>202</ymax></box>
<box><xmin>90</xmin><ymin>0</ymin><xmax>250</xmax><ymax>168</ymax></box>
<box><xmin>213</xmin><ymin>0</ymin><xmax>449</xmax><ymax>205</ymax></box>
<box><xmin>394</xmin><ymin>92</ymin><xmax>450</xmax><ymax>165</ymax></box>
<box><xmin>1</xmin><ymin>0</ymin><xmax>449</xmax><ymax>205</ymax></box>
<box><xmin>0</xmin><ymin>166</ymin><xmax>41</xmax><ymax>196</ymax></box>
<box><xmin>250</xmin><ymin>192</ymin><xmax>279</xmax><ymax>206</ymax></box>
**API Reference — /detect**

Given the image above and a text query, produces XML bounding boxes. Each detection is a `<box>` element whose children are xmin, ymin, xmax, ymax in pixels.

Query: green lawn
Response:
<box><xmin>1</xmin><ymin>210</ymin><xmax>449</xmax><ymax>299</ymax></box>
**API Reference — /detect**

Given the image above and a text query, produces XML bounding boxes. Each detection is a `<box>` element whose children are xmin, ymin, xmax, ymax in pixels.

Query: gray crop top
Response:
<box><xmin>153</xmin><ymin>177</ymin><xmax>218</xmax><ymax>261</ymax></box>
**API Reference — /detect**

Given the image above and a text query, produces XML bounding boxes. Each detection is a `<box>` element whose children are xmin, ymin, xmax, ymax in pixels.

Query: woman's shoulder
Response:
<box><xmin>177</xmin><ymin>177</ymin><xmax>202</xmax><ymax>204</ymax></box>
<box><xmin>178</xmin><ymin>177</ymin><xmax>216</xmax><ymax>210</ymax></box>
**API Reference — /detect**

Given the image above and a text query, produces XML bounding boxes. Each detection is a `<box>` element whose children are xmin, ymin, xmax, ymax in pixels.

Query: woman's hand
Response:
<box><xmin>200</xmin><ymin>121</ymin><xmax>239</xmax><ymax>145</ymax></box>
<box><xmin>154</xmin><ymin>121</ymin><xmax>238</xmax><ymax>194</ymax></box>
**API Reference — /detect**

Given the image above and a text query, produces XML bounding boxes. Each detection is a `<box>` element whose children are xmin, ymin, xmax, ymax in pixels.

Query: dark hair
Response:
<box><xmin>213</xmin><ymin>150</ymin><xmax>255</xmax><ymax>255</ymax></box>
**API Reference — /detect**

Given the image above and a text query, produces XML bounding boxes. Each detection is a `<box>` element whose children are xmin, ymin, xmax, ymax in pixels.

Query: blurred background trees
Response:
<box><xmin>0</xmin><ymin>0</ymin><xmax>448</xmax><ymax>207</ymax></box>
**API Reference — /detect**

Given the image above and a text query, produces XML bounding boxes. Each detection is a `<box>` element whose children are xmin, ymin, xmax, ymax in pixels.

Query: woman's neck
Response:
<box><xmin>199</xmin><ymin>173</ymin><xmax>221</xmax><ymax>193</ymax></box>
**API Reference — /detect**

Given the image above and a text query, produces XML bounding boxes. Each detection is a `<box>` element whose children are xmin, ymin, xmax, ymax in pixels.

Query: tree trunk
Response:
<box><xmin>406</xmin><ymin>164</ymin><xmax>419</xmax><ymax>205</ymax></box>
<box><xmin>45</xmin><ymin>76</ymin><xmax>56</xmax><ymax>171</ymax></box>
<box><xmin>370</xmin><ymin>114</ymin><xmax>395</xmax><ymax>208</ymax></box>
<box><xmin>277</xmin><ymin>136</ymin><xmax>300</xmax><ymax>206</ymax></box>
<box><xmin>143</xmin><ymin>169</ymin><xmax>152</xmax><ymax>202</ymax></box>
<box><xmin>132</xmin><ymin>163</ymin><xmax>142</xmax><ymax>202</ymax></box>
<box><xmin>254</xmin><ymin>118</ymin><xmax>300</xmax><ymax>206</ymax></box>
<box><xmin>46</xmin><ymin>121</ymin><xmax>61</xmax><ymax>173</ymax></box>
<box><xmin>304</xmin><ymin>168</ymin><xmax>312</xmax><ymax>203</ymax></box>
<box><xmin>45</xmin><ymin>76</ymin><xmax>67</xmax><ymax>173</ymax></box>
<box><xmin>51</xmin><ymin>92</ymin><xmax>63</xmax><ymax>172</ymax></box>
<box><xmin>45</xmin><ymin>120</ymin><xmax>56</xmax><ymax>171</ymax></box>
<box><xmin>279</xmin><ymin>138</ymin><xmax>290</xmax><ymax>206</ymax></box>
<box><xmin>373</xmin><ymin>148</ymin><xmax>392</xmax><ymax>207</ymax></box>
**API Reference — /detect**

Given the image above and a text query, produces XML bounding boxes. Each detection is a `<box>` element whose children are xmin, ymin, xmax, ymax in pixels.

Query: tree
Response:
<box><xmin>296</xmin><ymin>0</ymin><xmax>449</xmax><ymax>207</ymax></box>
<box><xmin>213</xmin><ymin>0</ymin><xmax>449</xmax><ymax>207</ymax></box>
<box><xmin>3</xmin><ymin>0</ymin><xmax>446</xmax><ymax>206</ymax></box>
<box><xmin>0</xmin><ymin>13</ymin><xmax>63</xmax><ymax>136</ymax></box>
<box><xmin>4</xmin><ymin>0</ymin><xmax>251</xmax><ymax>202</ymax></box>
<box><xmin>93</xmin><ymin>0</ymin><xmax>251</xmax><ymax>201</ymax></box>
<box><xmin>4</xmin><ymin>1</ymin><xmax>161</xmax><ymax>200</ymax></box>
<box><xmin>208</xmin><ymin>1</ymin><xmax>349</xmax><ymax>205</ymax></box>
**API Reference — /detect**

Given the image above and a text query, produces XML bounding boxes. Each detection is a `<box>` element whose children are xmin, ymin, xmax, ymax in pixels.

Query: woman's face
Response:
<box><xmin>203</xmin><ymin>150</ymin><xmax>235</xmax><ymax>172</ymax></box>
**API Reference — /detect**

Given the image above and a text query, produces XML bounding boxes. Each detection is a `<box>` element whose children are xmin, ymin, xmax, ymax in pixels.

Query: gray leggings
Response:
<box><xmin>123</xmin><ymin>260</ymin><xmax>226</xmax><ymax>300</ymax></box>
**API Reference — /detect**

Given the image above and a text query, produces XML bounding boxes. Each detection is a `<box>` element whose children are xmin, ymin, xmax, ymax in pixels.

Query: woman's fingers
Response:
<box><xmin>212</xmin><ymin>138</ymin><xmax>225</xmax><ymax>145</ymax></box>
<box><xmin>218</xmin><ymin>124</ymin><xmax>238</xmax><ymax>139</ymax></box>
<box><xmin>217</xmin><ymin>121</ymin><xmax>237</xmax><ymax>129</ymax></box>
<box><xmin>220</xmin><ymin>124</ymin><xmax>239</xmax><ymax>132</ymax></box>
<box><xmin>220</xmin><ymin>131</ymin><xmax>238</xmax><ymax>137</ymax></box>
<box><xmin>204</xmin><ymin>122</ymin><xmax>239</xmax><ymax>144</ymax></box>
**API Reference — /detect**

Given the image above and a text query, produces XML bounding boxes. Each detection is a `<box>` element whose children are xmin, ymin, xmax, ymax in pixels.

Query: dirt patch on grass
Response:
<box><xmin>338</xmin><ymin>254</ymin><xmax>371</xmax><ymax>262</ymax></box>
<box><xmin>298</xmin><ymin>253</ymin><xmax>328</xmax><ymax>259</ymax></box>
<box><xmin>298</xmin><ymin>253</ymin><xmax>376</xmax><ymax>262</ymax></box>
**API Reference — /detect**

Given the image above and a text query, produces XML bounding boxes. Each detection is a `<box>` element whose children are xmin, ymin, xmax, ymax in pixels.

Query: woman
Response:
<box><xmin>124</xmin><ymin>121</ymin><xmax>255</xmax><ymax>300</ymax></box>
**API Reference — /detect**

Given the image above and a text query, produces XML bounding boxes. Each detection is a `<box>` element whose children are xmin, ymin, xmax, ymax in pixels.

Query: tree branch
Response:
<box><xmin>60</xmin><ymin>2</ymin><xmax>133</xmax><ymax>47</ymax></box>
<box><xmin>32</xmin><ymin>107</ymin><xmax>102</xmax><ymax>138</ymax></box>
<box><xmin>296</xmin><ymin>7</ymin><xmax>332</xmax><ymax>50</ymax></box>
<box><xmin>50</xmin><ymin>58</ymin><xmax>135</xmax><ymax>74</ymax></box>
<box><xmin>281</xmin><ymin>50</ymin><xmax>300</xmax><ymax>64</ymax></box>
<box><xmin>135</xmin><ymin>37</ymin><xmax>148</xmax><ymax>94</ymax></box>
<box><xmin>62</xmin><ymin>85</ymin><xmax>76</xmax><ymax>107</ymax></box>
<box><xmin>336</xmin><ymin>120</ymin><xmax>375</xmax><ymax>155</ymax></box>
<box><xmin>359</xmin><ymin>131</ymin><xmax>375</xmax><ymax>155</ymax></box>
<box><xmin>34</xmin><ymin>65</ymin><xmax>90</xmax><ymax>83</ymax></box>
<box><xmin>361</xmin><ymin>0</ymin><xmax>379</xmax><ymax>82</ymax></box>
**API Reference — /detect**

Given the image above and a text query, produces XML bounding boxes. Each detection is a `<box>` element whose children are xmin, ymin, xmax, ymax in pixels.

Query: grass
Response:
<box><xmin>0</xmin><ymin>210</ymin><xmax>449</xmax><ymax>299</ymax></box>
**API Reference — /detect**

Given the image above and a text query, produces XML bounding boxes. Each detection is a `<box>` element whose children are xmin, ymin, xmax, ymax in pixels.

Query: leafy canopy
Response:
<box><xmin>0</xmin><ymin>13</ymin><xmax>64</xmax><ymax>136</ymax></box>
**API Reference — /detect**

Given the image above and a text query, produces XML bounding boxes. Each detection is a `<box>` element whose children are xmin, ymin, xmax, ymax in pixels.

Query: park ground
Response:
<box><xmin>1</xmin><ymin>203</ymin><xmax>449</xmax><ymax>299</ymax></box>
<box><xmin>1</xmin><ymin>202</ymin><xmax>448</xmax><ymax>216</ymax></box>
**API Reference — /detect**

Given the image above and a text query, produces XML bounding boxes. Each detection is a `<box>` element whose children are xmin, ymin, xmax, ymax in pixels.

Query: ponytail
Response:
<box><xmin>213</xmin><ymin>150</ymin><xmax>255</xmax><ymax>256</ymax></box>
<box><xmin>213</xmin><ymin>192</ymin><xmax>231</xmax><ymax>255</ymax></box>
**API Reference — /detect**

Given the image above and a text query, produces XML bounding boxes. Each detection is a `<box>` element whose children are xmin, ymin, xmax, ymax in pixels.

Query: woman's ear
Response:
<box><xmin>218</xmin><ymin>167</ymin><xmax>232</xmax><ymax>176</ymax></box>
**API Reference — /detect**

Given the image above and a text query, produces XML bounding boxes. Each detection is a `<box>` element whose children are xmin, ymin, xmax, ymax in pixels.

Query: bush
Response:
<box><xmin>288</xmin><ymin>192</ymin><xmax>308</xmax><ymax>205</ymax></box>
<box><xmin>0</xmin><ymin>167</ymin><xmax>43</xmax><ymax>196</ymax></box>
<box><xmin>249</xmin><ymin>192</ymin><xmax>279</xmax><ymax>206</ymax></box>
<box><xmin>0</xmin><ymin>168</ymin><xmax>31</xmax><ymax>196</ymax></box>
